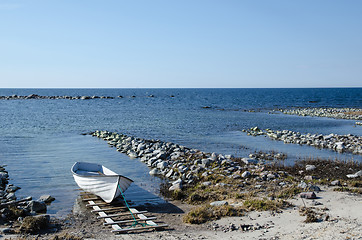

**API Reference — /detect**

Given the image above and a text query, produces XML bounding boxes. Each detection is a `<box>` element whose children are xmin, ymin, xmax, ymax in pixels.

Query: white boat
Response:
<box><xmin>71</xmin><ymin>162</ymin><xmax>133</xmax><ymax>203</ymax></box>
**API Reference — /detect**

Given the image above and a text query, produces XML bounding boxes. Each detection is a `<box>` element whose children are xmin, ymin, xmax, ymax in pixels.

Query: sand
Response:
<box><xmin>1</xmin><ymin>186</ymin><xmax>361</xmax><ymax>240</ymax></box>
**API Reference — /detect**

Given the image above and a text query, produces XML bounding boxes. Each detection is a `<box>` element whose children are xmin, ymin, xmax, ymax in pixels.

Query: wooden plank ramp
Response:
<box><xmin>80</xmin><ymin>192</ymin><xmax>168</xmax><ymax>234</ymax></box>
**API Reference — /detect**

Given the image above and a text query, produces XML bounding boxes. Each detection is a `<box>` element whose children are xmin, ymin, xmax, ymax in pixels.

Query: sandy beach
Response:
<box><xmin>1</xmin><ymin>184</ymin><xmax>360</xmax><ymax>240</ymax></box>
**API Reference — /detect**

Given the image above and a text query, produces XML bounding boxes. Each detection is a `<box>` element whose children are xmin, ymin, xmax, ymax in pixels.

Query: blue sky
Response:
<box><xmin>1</xmin><ymin>0</ymin><xmax>361</xmax><ymax>88</ymax></box>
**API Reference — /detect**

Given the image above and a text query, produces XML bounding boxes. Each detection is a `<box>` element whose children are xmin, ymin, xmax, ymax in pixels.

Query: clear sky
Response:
<box><xmin>1</xmin><ymin>0</ymin><xmax>361</xmax><ymax>88</ymax></box>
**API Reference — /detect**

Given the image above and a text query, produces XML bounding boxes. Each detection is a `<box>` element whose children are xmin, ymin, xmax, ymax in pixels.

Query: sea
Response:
<box><xmin>0</xmin><ymin>88</ymin><xmax>361</xmax><ymax>216</ymax></box>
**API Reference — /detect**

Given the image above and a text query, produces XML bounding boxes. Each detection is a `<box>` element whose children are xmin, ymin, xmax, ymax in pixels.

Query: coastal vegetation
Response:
<box><xmin>89</xmin><ymin>130</ymin><xmax>362</xmax><ymax>225</ymax></box>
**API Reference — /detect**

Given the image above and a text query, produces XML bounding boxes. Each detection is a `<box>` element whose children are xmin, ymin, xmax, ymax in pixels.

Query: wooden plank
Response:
<box><xmin>86</xmin><ymin>202</ymin><xmax>113</xmax><ymax>207</ymax></box>
<box><xmin>97</xmin><ymin>211</ymin><xmax>147</xmax><ymax>219</ymax></box>
<box><xmin>111</xmin><ymin>224</ymin><xmax>168</xmax><ymax>233</ymax></box>
<box><xmin>103</xmin><ymin>217</ymin><xmax>157</xmax><ymax>226</ymax></box>
<box><xmin>130</xmin><ymin>208</ymin><xmax>158</xmax><ymax>226</ymax></box>
<box><xmin>91</xmin><ymin>206</ymin><xmax>127</xmax><ymax>213</ymax></box>
<box><xmin>88</xmin><ymin>200</ymin><xmax>123</xmax><ymax>231</ymax></box>
<box><xmin>82</xmin><ymin>197</ymin><xmax>100</xmax><ymax>201</ymax></box>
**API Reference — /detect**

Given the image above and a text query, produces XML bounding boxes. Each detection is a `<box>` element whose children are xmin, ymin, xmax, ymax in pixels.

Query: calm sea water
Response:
<box><xmin>0</xmin><ymin>88</ymin><xmax>361</xmax><ymax>216</ymax></box>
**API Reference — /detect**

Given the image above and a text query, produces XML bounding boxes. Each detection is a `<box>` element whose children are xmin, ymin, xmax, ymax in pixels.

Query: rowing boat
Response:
<box><xmin>71</xmin><ymin>162</ymin><xmax>133</xmax><ymax>203</ymax></box>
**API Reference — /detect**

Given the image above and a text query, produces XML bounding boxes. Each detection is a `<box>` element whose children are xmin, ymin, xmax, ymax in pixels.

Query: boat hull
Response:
<box><xmin>71</xmin><ymin>162</ymin><xmax>133</xmax><ymax>203</ymax></box>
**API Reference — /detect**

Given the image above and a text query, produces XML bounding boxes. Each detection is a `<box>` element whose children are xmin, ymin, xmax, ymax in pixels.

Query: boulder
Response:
<box><xmin>149</xmin><ymin>168</ymin><xmax>160</xmax><ymax>176</ymax></box>
<box><xmin>202</xmin><ymin>181</ymin><xmax>212</xmax><ymax>186</ymax></box>
<box><xmin>300</xmin><ymin>192</ymin><xmax>317</xmax><ymax>199</ymax></box>
<box><xmin>26</xmin><ymin>201</ymin><xmax>47</xmax><ymax>213</ymax></box>
<box><xmin>330</xmin><ymin>180</ymin><xmax>340</xmax><ymax>186</ymax></box>
<box><xmin>242</xmin><ymin>171</ymin><xmax>251</xmax><ymax>178</ymax></box>
<box><xmin>210</xmin><ymin>201</ymin><xmax>228</xmax><ymax>207</ymax></box>
<box><xmin>19</xmin><ymin>215</ymin><xmax>50</xmax><ymax>233</ymax></box>
<box><xmin>242</xmin><ymin>158</ymin><xmax>258</xmax><ymax>165</ymax></box>
<box><xmin>38</xmin><ymin>195</ymin><xmax>55</xmax><ymax>204</ymax></box>
<box><xmin>305</xmin><ymin>165</ymin><xmax>316</xmax><ymax>171</ymax></box>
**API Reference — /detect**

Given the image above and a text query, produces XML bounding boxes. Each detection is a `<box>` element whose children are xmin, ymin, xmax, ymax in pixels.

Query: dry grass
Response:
<box><xmin>274</xmin><ymin>185</ymin><xmax>302</xmax><ymax>199</ymax></box>
<box><xmin>243</xmin><ymin>198</ymin><xmax>290</xmax><ymax>212</ymax></box>
<box><xmin>18</xmin><ymin>216</ymin><xmax>50</xmax><ymax>234</ymax></box>
<box><xmin>299</xmin><ymin>207</ymin><xmax>319</xmax><ymax>223</ymax></box>
<box><xmin>333</xmin><ymin>186</ymin><xmax>362</xmax><ymax>194</ymax></box>
<box><xmin>183</xmin><ymin>205</ymin><xmax>244</xmax><ymax>224</ymax></box>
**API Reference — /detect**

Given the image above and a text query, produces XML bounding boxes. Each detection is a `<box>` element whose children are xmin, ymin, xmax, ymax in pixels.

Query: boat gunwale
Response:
<box><xmin>71</xmin><ymin>163</ymin><xmax>133</xmax><ymax>182</ymax></box>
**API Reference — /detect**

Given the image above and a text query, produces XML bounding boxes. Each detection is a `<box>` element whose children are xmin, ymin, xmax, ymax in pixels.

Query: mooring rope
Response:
<box><xmin>117</xmin><ymin>183</ymin><xmax>148</xmax><ymax>228</ymax></box>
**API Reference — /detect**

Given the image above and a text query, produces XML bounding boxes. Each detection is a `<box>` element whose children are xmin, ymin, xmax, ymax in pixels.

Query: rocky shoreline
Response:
<box><xmin>243</xmin><ymin>127</ymin><xmax>362</xmax><ymax>155</ymax></box>
<box><xmin>0</xmin><ymin>94</ymin><xmax>162</xmax><ymax>100</ymax></box>
<box><xmin>89</xmin><ymin>130</ymin><xmax>361</xmax><ymax>192</ymax></box>
<box><xmin>0</xmin><ymin>165</ymin><xmax>55</xmax><ymax>235</ymax></box>
<box><xmin>274</xmin><ymin>107</ymin><xmax>362</xmax><ymax>120</ymax></box>
<box><xmin>89</xmin><ymin>130</ymin><xmax>242</xmax><ymax>188</ymax></box>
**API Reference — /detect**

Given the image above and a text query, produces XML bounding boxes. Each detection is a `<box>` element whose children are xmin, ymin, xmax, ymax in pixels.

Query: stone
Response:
<box><xmin>6</xmin><ymin>185</ymin><xmax>20</xmax><ymax>193</ymax></box>
<box><xmin>26</xmin><ymin>201</ymin><xmax>47</xmax><ymax>213</ymax></box>
<box><xmin>298</xmin><ymin>181</ymin><xmax>308</xmax><ymax>189</ymax></box>
<box><xmin>5</xmin><ymin>192</ymin><xmax>16</xmax><ymax>200</ymax></box>
<box><xmin>242</xmin><ymin>158</ymin><xmax>258</xmax><ymax>165</ymax></box>
<box><xmin>210</xmin><ymin>200</ymin><xmax>228</xmax><ymax>207</ymax></box>
<box><xmin>38</xmin><ymin>195</ymin><xmax>55</xmax><ymax>204</ymax></box>
<box><xmin>346</xmin><ymin>173</ymin><xmax>359</xmax><ymax>179</ymax></box>
<box><xmin>165</xmin><ymin>169</ymin><xmax>174</xmax><ymax>178</ymax></box>
<box><xmin>305</xmin><ymin>165</ymin><xmax>316</xmax><ymax>171</ymax></box>
<box><xmin>308</xmin><ymin>184</ymin><xmax>321</xmax><ymax>192</ymax></box>
<box><xmin>355</xmin><ymin>170</ymin><xmax>362</xmax><ymax>177</ymax></box>
<box><xmin>169</xmin><ymin>179</ymin><xmax>183</xmax><ymax>191</ymax></box>
<box><xmin>300</xmin><ymin>192</ymin><xmax>317</xmax><ymax>199</ymax></box>
<box><xmin>330</xmin><ymin>180</ymin><xmax>340</xmax><ymax>186</ymax></box>
<box><xmin>156</xmin><ymin>161</ymin><xmax>168</xmax><ymax>169</ymax></box>
<box><xmin>1</xmin><ymin>228</ymin><xmax>15</xmax><ymax>234</ymax></box>
<box><xmin>149</xmin><ymin>168</ymin><xmax>160</xmax><ymax>175</ymax></box>
<box><xmin>202</xmin><ymin>181</ymin><xmax>212</xmax><ymax>186</ymax></box>
<box><xmin>304</xmin><ymin>175</ymin><xmax>317</xmax><ymax>181</ymax></box>
<box><xmin>201</xmin><ymin>159</ymin><xmax>211</xmax><ymax>167</ymax></box>
<box><xmin>19</xmin><ymin>215</ymin><xmax>50</xmax><ymax>233</ymax></box>
<box><xmin>242</xmin><ymin>171</ymin><xmax>251</xmax><ymax>178</ymax></box>
<box><xmin>0</xmin><ymin>172</ymin><xmax>8</xmax><ymax>180</ymax></box>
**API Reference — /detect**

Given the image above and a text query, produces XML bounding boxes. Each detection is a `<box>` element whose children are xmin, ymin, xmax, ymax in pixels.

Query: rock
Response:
<box><xmin>300</xmin><ymin>192</ymin><xmax>317</xmax><ymax>199</ymax></box>
<box><xmin>169</xmin><ymin>179</ymin><xmax>183</xmax><ymax>191</ymax></box>
<box><xmin>355</xmin><ymin>170</ymin><xmax>362</xmax><ymax>177</ymax></box>
<box><xmin>19</xmin><ymin>215</ymin><xmax>50</xmax><ymax>233</ymax></box>
<box><xmin>0</xmin><ymin>172</ymin><xmax>8</xmax><ymax>180</ymax></box>
<box><xmin>346</xmin><ymin>173</ymin><xmax>359</xmax><ymax>179</ymax></box>
<box><xmin>242</xmin><ymin>171</ymin><xmax>251</xmax><ymax>178</ymax></box>
<box><xmin>242</xmin><ymin>158</ymin><xmax>258</xmax><ymax>165</ymax></box>
<box><xmin>298</xmin><ymin>181</ymin><xmax>308</xmax><ymax>189</ymax></box>
<box><xmin>38</xmin><ymin>195</ymin><xmax>55</xmax><ymax>204</ymax></box>
<box><xmin>165</xmin><ymin>169</ymin><xmax>174</xmax><ymax>178</ymax></box>
<box><xmin>202</xmin><ymin>181</ymin><xmax>212</xmax><ymax>186</ymax></box>
<box><xmin>149</xmin><ymin>168</ymin><xmax>160</xmax><ymax>175</ymax></box>
<box><xmin>210</xmin><ymin>201</ymin><xmax>228</xmax><ymax>207</ymax></box>
<box><xmin>304</xmin><ymin>175</ymin><xmax>317</xmax><ymax>181</ymax></box>
<box><xmin>26</xmin><ymin>201</ymin><xmax>47</xmax><ymax>213</ymax></box>
<box><xmin>1</xmin><ymin>227</ymin><xmax>15</xmax><ymax>234</ymax></box>
<box><xmin>5</xmin><ymin>192</ymin><xmax>16</xmax><ymax>200</ymax></box>
<box><xmin>6</xmin><ymin>185</ymin><xmax>21</xmax><ymax>193</ymax></box>
<box><xmin>201</xmin><ymin>159</ymin><xmax>211</xmax><ymax>168</ymax></box>
<box><xmin>330</xmin><ymin>180</ymin><xmax>340</xmax><ymax>186</ymax></box>
<box><xmin>156</xmin><ymin>161</ymin><xmax>168</xmax><ymax>170</ymax></box>
<box><xmin>305</xmin><ymin>165</ymin><xmax>316</xmax><ymax>171</ymax></box>
<box><xmin>308</xmin><ymin>184</ymin><xmax>321</xmax><ymax>192</ymax></box>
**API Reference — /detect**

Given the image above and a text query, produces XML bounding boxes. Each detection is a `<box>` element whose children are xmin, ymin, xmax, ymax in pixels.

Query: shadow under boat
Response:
<box><xmin>123</xmin><ymin>184</ymin><xmax>184</xmax><ymax>214</ymax></box>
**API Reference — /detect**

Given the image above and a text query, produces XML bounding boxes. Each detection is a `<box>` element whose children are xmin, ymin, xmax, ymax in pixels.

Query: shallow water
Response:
<box><xmin>0</xmin><ymin>88</ymin><xmax>361</xmax><ymax>216</ymax></box>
